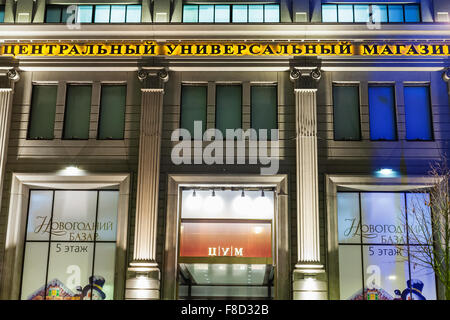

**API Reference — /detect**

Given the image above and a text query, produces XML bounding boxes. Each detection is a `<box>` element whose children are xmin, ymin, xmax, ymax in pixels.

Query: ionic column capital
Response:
<box><xmin>137</xmin><ymin>68</ymin><xmax>169</xmax><ymax>89</ymax></box>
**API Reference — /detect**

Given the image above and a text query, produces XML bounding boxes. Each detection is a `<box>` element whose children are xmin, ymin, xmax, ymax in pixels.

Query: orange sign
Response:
<box><xmin>179</xmin><ymin>221</ymin><xmax>272</xmax><ymax>258</ymax></box>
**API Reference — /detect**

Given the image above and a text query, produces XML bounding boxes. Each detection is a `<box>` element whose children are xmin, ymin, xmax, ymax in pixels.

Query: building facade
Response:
<box><xmin>0</xmin><ymin>0</ymin><xmax>449</xmax><ymax>300</ymax></box>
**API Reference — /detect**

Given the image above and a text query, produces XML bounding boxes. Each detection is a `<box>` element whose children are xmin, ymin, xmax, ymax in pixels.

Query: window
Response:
<box><xmin>180</xmin><ymin>85</ymin><xmax>207</xmax><ymax>139</ymax></box>
<box><xmin>73</xmin><ymin>5</ymin><xmax>141</xmax><ymax>23</ymax></box>
<box><xmin>98</xmin><ymin>85</ymin><xmax>126</xmax><ymax>140</ymax></box>
<box><xmin>45</xmin><ymin>5</ymin><xmax>72</xmax><ymax>23</ymax></box>
<box><xmin>20</xmin><ymin>190</ymin><xmax>119</xmax><ymax>300</ymax></box>
<box><xmin>63</xmin><ymin>84</ymin><xmax>92</xmax><ymax>140</ymax></box>
<box><xmin>183</xmin><ymin>4</ymin><xmax>280</xmax><ymax>23</ymax></box>
<box><xmin>28</xmin><ymin>85</ymin><xmax>58</xmax><ymax>140</ymax></box>
<box><xmin>368</xmin><ymin>85</ymin><xmax>397</xmax><ymax>141</ymax></box>
<box><xmin>337</xmin><ymin>192</ymin><xmax>437</xmax><ymax>300</ymax></box>
<box><xmin>321</xmin><ymin>3</ymin><xmax>420</xmax><ymax>23</ymax></box>
<box><xmin>251</xmin><ymin>85</ymin><xmax>277</xmax><ymax>140</ymax></box>
<box><xmin>332</xmin><ymin>84</ymin><xmax>361</xmax><ymax>140</ymax></box>
<box><xmin>77</xmin><ymin>5</ymin><xmax>94</xmax><ymax>23</ymax></box>
<box><xmin>0</xmin><ymin>5</ymin><xmax>5</xmax><ymax>23</ymax></box>
<box><xmin>215</xmin><ymin>85</ymin><xmax>242</xmax><ymax>135</ymax></box>
<box><xmin>404</xmin><ymin>86</ymin><xmax>433</xmax><ymax>141</ymax></box>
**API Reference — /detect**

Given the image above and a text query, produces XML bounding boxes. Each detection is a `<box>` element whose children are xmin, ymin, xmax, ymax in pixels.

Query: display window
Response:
<box><xmin>20</xmin><ymin>190</ymin><xmax>119</xmax><ymax>300</ymax></box>
<box><xmin>178</xmin><ymin>188</ymin><xmax>275</xmax><ymax>299</ymax></box>
<box><xmin>337</xmin><ymin>192</ymin><xmax>437</xmax><ymax>300</ymax></box>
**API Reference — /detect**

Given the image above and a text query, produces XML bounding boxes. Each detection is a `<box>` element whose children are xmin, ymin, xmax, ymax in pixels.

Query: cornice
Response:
<box><xmin>1</xmin><ymin>23</ymin><xmax>450</xmax><ymax>41</ymax></box>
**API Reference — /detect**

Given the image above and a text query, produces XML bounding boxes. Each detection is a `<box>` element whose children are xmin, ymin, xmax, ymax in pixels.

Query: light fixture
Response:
<box><xmin>232</xmin><ymin>189</ymin><xmax>252</xmax><ymax>215</ymax></box>
<box><xmin>376</xmin><ymin>168</ymin><xmax>397</xmax><ymax>177</ymax></box>
<box><xmin>60</xmin><ymin>165</ymin><xmax>84</xmax><ymax>176</ymax></box>
<box><xmin>203</xmin><ymin>189</ymin><xmax>223</xmax><ymax>214</ymax></box>
<box><xmin>253</xmin><ymin>190</ymin><xmax>272</xmax><ymax>217</ymax></box>
<box><xmin>185</xmin><ymin>189</ymin><xmax>203</xmax><ymax>211</ymax></box>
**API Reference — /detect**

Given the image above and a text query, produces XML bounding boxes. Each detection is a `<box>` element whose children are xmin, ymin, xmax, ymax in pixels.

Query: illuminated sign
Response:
<box><xmin>1</xmin><ymin>41</ymin><xmax>450</xmax><ymax>57</ymax></box>
<box><xmin>179</xmin><ymin>221</ymin><xmax>272</xmax><ymax>258</ymax></box>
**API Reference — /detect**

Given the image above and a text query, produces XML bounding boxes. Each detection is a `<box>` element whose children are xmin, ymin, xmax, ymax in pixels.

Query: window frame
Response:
<box><xmin>332</xmin><ymin>83</ymin><xmax>362</xmax><ymax>141</ymax></box>
<box><xmin>182</xmin><ymin>3</ymin><xmax>280</xmax><ymax>23</ymax></box>
<box><xmin>97</xmin><ymin>83</ymin><xmax>127</xmax><ymax>140</ymax></box>
<box><xmin>403</xmin><ymin>83</ymin><xmax>434</xmax><ymax>141</ymax></box>
<box><xmin>249</xmin><ymin>83</ymin><xmax>279</xmax><ymax>141</ymax></box>
<box><xmin>214</xmin><ymin>83</ymin><xmax>243</xmax><ymax>135</ymax></box>
<box><xmin>320</xmin><ymin>3</ymin><xmax>421</xmax><ymax>23</ymax></box>
<box><xmin>367</xmin><ymin>83</ymin><xmax>398</xmax><ymax>141</ymax></box>
<box><xmin>335</xmin><ymin>190</ymin><xmax>438</xmax><ymax>300</ymax></box>
<box><xmin>27</xmin><ymin>83</ymin><xmax>58</xmax><ymax>141</ymax></box>
<box><xmin>62</xmin><ymin>83</ymin><xmax>93</xmax><ymax>140</ymax></box>
<box><xmin>179</xmin><ymin>83</ymin><xmax>209</xmax><ymax>140</ymax></box>
<box><xmin>325</xmin><ymin>175</ymin><xmax>442</xmax><ymax>300</ymax></box>
<box><xmin>18</xmin><ymin>189</ymin><xmax>120</xmax><ymax>300</ymax></box>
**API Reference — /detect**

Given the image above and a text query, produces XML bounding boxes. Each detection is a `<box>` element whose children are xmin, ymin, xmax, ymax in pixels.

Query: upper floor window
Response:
<box><xmin>0</xmin><ymin>5</ymin><xmax>5</xmax><ymax>23</ymax></box>
<box><xmin>322</xmin><ymin>3</ymin><xmax>421</xmax><ymax>23</ymax></box>
<box><xmin>45</xmin><ymin>4</ymin><xmax>142</xmax><ymax>23</ymax></box>
<box><xmin>183</xmin><ymin>4</ymin><xmax>280</xmax><ymax>23</ymax></box>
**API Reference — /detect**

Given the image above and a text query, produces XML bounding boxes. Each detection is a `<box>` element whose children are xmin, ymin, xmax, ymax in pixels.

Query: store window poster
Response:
<box><xmin>20</xmin><ymin>190</ymin><xmax>119</xmax><ymax>300</ymax></box>
<box><xmin>337</xmin><ymin>192</ymin><xmax>437</xmax><ymax>300</ymax></box>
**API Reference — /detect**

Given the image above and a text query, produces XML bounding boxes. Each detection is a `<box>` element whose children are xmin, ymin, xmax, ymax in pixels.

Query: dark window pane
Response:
<box><xmin>62</xmin><ymin>6</ymin><xmax>73</xmax><ymax>24</ymax></box>
<box><xmin>181</xmin><ymin>85</ymin><xmax>207</xmax><ymax>138</ymax></box>
<box><xmin>45</xmin><ymin>6</ymin><xmax>62</xmax><ymax>23</ymax></box>
<box><xmin>0</xmin><ymin>6</ymin><xmax>5</xmax><ymax>23</ymax></box>
<box><xmin>251</xmin><ymin>86</ymin><xmax>277</xmax><ymax>139</ymax></box>
<box><xmin>404</xmin><ymin>5</ymin><xmax>420</xmax><ymax>22</ymax></box>
<box><xmin>388</xmin><ymin>5</ymin><xmax>404</xmax><ymax>23</ymax></box>
<box><xmin>216</xmin><ymin>85</ymin><xmax>242</xmax><ymax>134</ymax></box>
<box><xmin>28</xmin><ymin>85</ymin><xmax>57</xmax><ymax>140</ymax></box>
<box><xmin>63</xmin><ymin>85</ymin><xmax>92</xmax><ymax>139</ymax></box>
<box><xmin>98</xmin><ymin>85</ymin><xmax>126</xmax><ymax>140</ymax></box>
<box><xmin>368</xmin><ymin>86</ymin><xmax>397</xmax><ymax>140</ymax></box>
<box><xmin>404</xmin><ymin>86</ymin><xmax>433</xmax><ymax>140</ymax></box>
<box><xmin>333</xmin><ymin>85</ymin><xmax>361</xmax><ymax>140</ymax></box>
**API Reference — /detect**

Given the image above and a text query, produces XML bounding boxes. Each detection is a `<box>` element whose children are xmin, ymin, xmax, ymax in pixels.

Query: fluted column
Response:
<box><xmin>125</xmin><ymin>70</ymin><xmax>167</xmax><ymax>300</ymax></box>
<box><xmin>0</xmin><ymin>88</ymin><xmax>14</xmax><ymax>211</ymax></box>
<box><xmin>295</xmin><ymin>88</ymin><xmax>321</xmax><ymax>266</ymax></box>
<box><xmin>290</xmin><ymin>67</ymin><xmax>327</xmax><ymax>300</ymax></box>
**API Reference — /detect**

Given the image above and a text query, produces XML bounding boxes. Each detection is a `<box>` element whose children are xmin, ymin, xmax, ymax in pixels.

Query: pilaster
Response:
<box><xmin>0</xmin><ymin>69</ymin><xmax>18</xmax><ymax>221</ymax></box>
<box><xmin>125</xmin><ymin>69</ymin><xmax>168</xmax><ymax>300</ymax></box>
<box><xmin>290</xmin><ymin>67</ymin><xmax>327</xmax><ymax>300</ymax></box>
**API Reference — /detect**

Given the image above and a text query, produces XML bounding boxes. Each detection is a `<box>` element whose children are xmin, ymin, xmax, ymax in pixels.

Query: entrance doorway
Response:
<box><xmin>177</xmin><ymin>188</ymin><xmax>275</xmax><ymax>300</ymax></box>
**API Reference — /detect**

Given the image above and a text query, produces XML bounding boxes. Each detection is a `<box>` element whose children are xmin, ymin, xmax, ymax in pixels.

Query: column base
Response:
<box><xmin>125</xmin><ymin>261</ymin><xmax>161</xmax><ymax>300</ymax></box>
<box><xmin>292</xmin><ymin>263</ymin><xmax>327</xmax><ymax>300</ymax></box>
